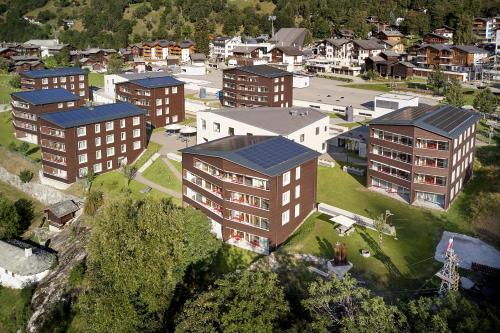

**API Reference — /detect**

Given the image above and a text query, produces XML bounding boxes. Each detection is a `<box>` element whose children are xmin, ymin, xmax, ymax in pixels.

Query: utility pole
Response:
<box><xmin>268</xmin><ymin>16</ymin><xmax>276</xmax><ymax>38</ymax></box>
<box><xmin>435</xmin><ymin>238</ymin><xmax>460</xmax><ymax>295</ymax></box>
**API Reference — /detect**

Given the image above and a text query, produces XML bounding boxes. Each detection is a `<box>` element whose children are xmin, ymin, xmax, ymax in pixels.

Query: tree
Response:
<box><xmin>0</xmin><ymin>57</ymin><xmax>9</xmax><ymax>73</ymax></box>
<box><xmin>373</xmin><ymin>214</ymin><xmax>388</xmax><ymax>246</ymax></box>
<box><xmin>19</xmin><ymin>169</ymin><xmax>34</xmax><ymax>183</ymax></box>
<box><xmin>84</xmin><ymin>169</ymin><xmax>96</xmax><ymax>191</ymax></box>
<box><xmin>312</xmin><ymin>17</ymin><xmax>331</xmax><ymax>38</ymax></box>
<box><xmin>84</xmin><ymin>190</ymin><xmax>103</xmax><ymax>216</ymax></box>
<box><xmin>193</xmin><ymin>19</ymin><xmax>210</xmax><ymax>55</ymax></box>
<box><xmin>176</xmin><ymin>271</ymin><xmax>289</xmax><ymax>333</ymax></box>
<box><xmin>14</xmin><ymin>198</ymin><xmax>34</xmax><ymax>233</ymax></box>
<box><xmin>473</xmin><ymin>88</ymin><xmax>497</xmax><ymax>115</ymax></box>
<box><xmin>0</xmin><ymin>196</ymin><xmax>21</xmax><ymax>239</ymax></box>
<box><xmin>302</xmin><ymin>274</ymin><xmax>407</xmax><ymax>332</ymax></box>
<box><xmin>445</xmin><ymin>79</ymin><xmax>464</xmax><ymax>107</ymax></box>
<box><xmin>43</xmin><ymin>56</ymin><xmax>59</xmax><ymax>68</ymax></box>
<box><xmin>77</xmin><ymin>197</ymin><xmax>220</xmax><ymax>333</ymax></box>
<box><xmin>121</xmin><ymin>164</ymin><xmax>137</xmax><ymax>187</ymax></box>
<box><xmin>9</xmin><ymin>73</ymin><xmax>20</xmax><ymax>88</ymax></box>
<box><xmin>454</xmin><ymin>14</ymin><xmax>475</xmax><ymax>45</ymax></box>
<box><xmin>427</xmin><ymin>65</ymin><xmax>447</xmax><ymax>94</ymax></box>
<box><xmin>18</xmin><ymin>142</ymin><xmax>30</xmax><ymax>155</ymax></box>
<box><xmin>106</xmin><ymin>54</ymin><xmax>124</xmax><ymax>74</ymax></box>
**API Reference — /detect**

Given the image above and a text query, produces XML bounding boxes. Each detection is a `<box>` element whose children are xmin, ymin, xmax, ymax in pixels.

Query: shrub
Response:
<box><xmin>18</xmin><ymin>142</ymin><xmax>30</xmax><ymax>155</ymax></box>
<box><xmin>8</xmin><ymin>142</ymin><xmax>17</xmax><ymax>151</ymax></box>
<box><xmin>84</xmin><ymin>190</ymin><xmax>103</xmax><ymax>216</ymax></box>
<box><xmin>14</xmin><ymin>198</ymin><xmax>34</xmax><ymax>232</ymax></box>
<box><xmin>9</xmin><ymin>73</ymin><xmax>21</xmax><ymax>88</ymax></box>
<box><xmin>19</xmin><ymin>169</ymin><xmax>34</xmax><ymax>183</ymax></box>
<box><xmin>317</xmin><ymin>74</ymin><xmax>353</xmax><ymax>83</ymax></box>
<box><xmin>68</xmin><ymin>261</ymin><xmax>86</xmax><ymax>287</ymax></box>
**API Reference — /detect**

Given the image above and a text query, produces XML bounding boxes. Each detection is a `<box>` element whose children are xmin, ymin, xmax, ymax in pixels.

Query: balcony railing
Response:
<box><xmin>41</xmin><ymin>139</ymin><xmax>66</xmax><ymax>152</ymax></box>
<box><xmin>229</xmin><ymin>192</ymin><xmax>270</xmax><ymax>210</ymax></box>
<box><xmin>227</xmin><ymin>210</ymin><xmax>270</xmax><ymax>231</ymax></box>
<box><xmin>42</xmin><ymin>152</ymin><xmax>67</xmax><ymax>166</ymax></box>
<box><xmin>183</xmin><ymin>171</ymin><xmax>223</xmax><ymax>199</ymax></box>
<box><xmin>42</xmin><ymin>165</ymin><xmax>67</xmax><ymax>179</ymax></box>
<box><xmin>12</xmin><ymin>109</ymin><xmax>36</xmax><ymax>121</ymax></box>
<box><xmin>13</xmin><ymin>120</ymin><xmax>37</xmax><ymax>131</ymax></box>
<box><xmin>185</xmin><ymin>187</ymin><xmax>223</xmax><ymax>217</ymax></box>
<box><xmin>11</xmin><ymin>101</ymin><xmax>30</xmax><ymax>109</ymax></box>
<box><xmin>40</xmin><ymin>126</ymin><xmax>65</xmax><ymax>138</ymax></box>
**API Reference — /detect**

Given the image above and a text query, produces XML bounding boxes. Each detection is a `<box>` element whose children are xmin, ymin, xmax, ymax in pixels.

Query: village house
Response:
<box><xmin>209</xmin><ymin>35</ymin><xmax>242</xmax><ymax>61</ymax></box>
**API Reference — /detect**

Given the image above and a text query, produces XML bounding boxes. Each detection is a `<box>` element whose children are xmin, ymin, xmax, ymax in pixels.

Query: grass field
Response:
<box><xmin>133</xmin><ymin>141</ymin><xmax>161</xmax><ymax>169</ymax></box>
<box><xmin>283</xmin><ymin>162</ymin><xmax>475</xmax><ymax>291</ymax></box>
<box><xmin>88</xmin><ymin>73</ymin><xmax>104</xmax><ymax>88</ymax></box>
<box><xmin>0</xmin><ymin>287</ymin><xmax>33</xmax><ymax>333</ymax></box>
<box><xmin>142</xmin><ymin>158</ymin><xmax>182</xmax><ymax>193</ymax></box>
<box><xmin>0</xmin><ymin>74</ymin><xmax>20</xmax><ymax>104</ymax></box>
<box><xmin>0</xmin><ymin>112</ymin><xmax>41</xmax><ymax>161</ymax></box>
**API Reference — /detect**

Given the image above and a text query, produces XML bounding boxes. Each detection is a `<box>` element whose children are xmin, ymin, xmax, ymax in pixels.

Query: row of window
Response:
<box><xmin>282</xmin><ymin>185</ymin><xmax>301</xmax><ymax>206</ymax></box>
<box><xmin>77</xmin><ymin>141</ymin><xmax>141</xmax><ymax>164</ymax></box>
<box><xmin>76</xmin><ymin>117</ymin><xmax>141</xmax><ymax>137</ymax></box>
<box><xmin>39</xmin><ymin>86</ymin><xmax>86</xmax><ymax>96</ymax></box>
<box><xmin>282</xmin><ymin>204</ymin><xmax>301</xmax><ymax>225</ymax></box>
<box><xmin>372</xmin><ymin>129</ymin><xmax>452</xmax><ymax>151</ymax></box>
<box><xmin>79</xmin><ymin>160</ymin><xmax>115</xmax><ymax>178</ymax></box>
<box><xmin>41</xmin><ymin>75</ymin><xmax>85</xmax><ymax>84</ymax></box>
<box><xmin>77</xmin><ymin>130</ymin><xmax>141</xmax><ymax>150</ymax></box>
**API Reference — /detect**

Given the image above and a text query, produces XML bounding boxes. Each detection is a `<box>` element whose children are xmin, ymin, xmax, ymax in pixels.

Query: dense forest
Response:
<box><xmin>0</xmin><ymin>0</ymin><xmax>499</xmax><ymax>50</ymax></box>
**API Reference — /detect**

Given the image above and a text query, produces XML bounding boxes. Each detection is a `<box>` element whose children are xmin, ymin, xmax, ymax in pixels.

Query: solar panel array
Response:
<box><xmin>239</xmin><ymin>65</ymin><xmax>291</xmax><ymax>78</ymax></box>
<box><xmin>12</xmin><ymin>88</ymin><xmax>79</xmax><ymax>105</ymax></box>
<box><xmin>236</xmin><ymin>136</ymin><xmax>309</xmax><ymax>169</ymax></box>
<box><xmin>21</xmin><ymin>67</ymin><xmax>86</xmax><ymax>78</ymax></box>
<box><xmin>422</xmin><ymin>106</ymin><xmax>473</xmax><ymax>133</ymax></box>
<box><xmin>41</xmin><ymin>103</ymin><xmax>144</xmax><ymax>128</ymax></box>
<box><xmin>376</xmin><ymin>104</ymin><xmax>436</xmax><ymax>122</ymax></box>
<box><xmin>131</xmin><ymin>76</ymin><xmax>183</xmax><ymax>88</ymax></box>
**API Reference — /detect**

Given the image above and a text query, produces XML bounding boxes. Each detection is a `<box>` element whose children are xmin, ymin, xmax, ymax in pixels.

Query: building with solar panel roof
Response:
<box><xmin>368</xmin><ymin>104</ymin><xmax>480</xmax><ymax>210</ymax></box>
<box><xmin>115</xmin><ymin>75</ymin><xmax>185</xmax><ymax>128</ymax></box>
<box><xmin>38</xmin><ymin>103</ymin><xmax>146</xmax><ymax>184</ymax></box>
<box><xmin>180</xmin><ymin>135</ymin><xmax>320</xmax><ymax>254</ymax></box>
<box><xmin>19</xmin><ymin>67</ymin><xmax>89</xmax><ymax>100</ymax></box>
<box><xmin>10</xmin><ymin>88</ymin><xmax>84</xmax><ymax>144</ymax></box>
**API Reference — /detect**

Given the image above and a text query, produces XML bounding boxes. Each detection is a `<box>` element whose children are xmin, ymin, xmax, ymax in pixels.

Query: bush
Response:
<box><xmin>84</xmin><ymin>190</ymin><xmax>103</xmax><ymax>216</ymax></box>
<box><xmin>14</xmin><ymin>198</ymin><xmax>34</xmax><ymax>232</ymax></box>
<box><xmin>9</xmin><ymin>74</ymin><xmax>21</xmax><ymax>88</ymax></box>
<box><xmin>68</xmin><ymin>261</ymin><xmax>86</xmax><ymax>287</ymax></box>
<box><xmin>19</xmin><ymin>169</ymin><xmax>34</xmax><ymax>183</ymax></box>
<box><xmin>317</xmin><ymin>74</ymin><xmax>353</xmax><ymax>83</ymax></box>
<box><xmin>7</xmin><ymin>142</ymin><xmax>17</xmax><ymax>152</ymax></box>
<box><xmin>18</xmin><ymin>142</ymin><xmax>30</xmax><ymax>155</ymax></box>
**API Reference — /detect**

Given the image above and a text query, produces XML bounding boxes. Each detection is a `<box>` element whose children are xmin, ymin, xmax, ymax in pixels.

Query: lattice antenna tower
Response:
<box><xmin>435</xmin><ymin>238</ymin><xmax>460</xmax><ymax>295</ymax></box>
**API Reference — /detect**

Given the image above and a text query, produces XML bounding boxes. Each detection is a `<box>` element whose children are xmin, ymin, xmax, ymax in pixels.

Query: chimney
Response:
<box><xmin>25</xmin><ymin>248</ymin><xmax>33</xmax><ymax>257</ymax></box>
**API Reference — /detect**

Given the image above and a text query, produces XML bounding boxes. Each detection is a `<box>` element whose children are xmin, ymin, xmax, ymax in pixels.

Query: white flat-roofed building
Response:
<box><xmin>374</xmin><ymin>93</ymin><xmax>419</xmax><ymax>118</ymax></box>
<box><xmin>197</xmin><ymin>107</ymin><xmax>330</xmax><ymax>153</ymax></box>
<box><xmin>0</xmin><ymin>240</ymin><xmax>56</xmax><ymax>288</ymax></box>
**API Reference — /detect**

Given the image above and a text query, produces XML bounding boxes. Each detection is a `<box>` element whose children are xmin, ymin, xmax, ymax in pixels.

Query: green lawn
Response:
<box><xmin>339</xmin><ymin>83</ymin><xmax>392</xmax><ymax>92</ymax></box>
<box><xmin>327</xmin><ymin>112</ymin><xmax>343</xmax><ymax>119</ymax></box>
<box><xmin>88</xmin><ymin>73</ymin><xmax>104</xmax><ymax>88</ymax></box>
<box><xmin>0</xmin><ymin>112</ymin><xmax>41</xmax><ymax>161</ymax></box>
<box><xmin>0</xmin><ymin>287</ymin><xmax>33</xmax><ymax>333</ymax></box>
<box><xmin>133</xmin><ymin>141</ymin><xmax>161</xmax><ymax>169</ymax></box>
<box><xmin>169</xmin><ymin>159</ymin><xmax>182</xmax><ymax>174</ymax></box>
<box><xmin>92</xmin><ymin>170</ymin><xmax>180</xmax><ymax>205</ymax></box>
<box><xmin>283</xmin><ymin>163</ymin><xmax>474</xmax><ymax>291</ymax></box>
<box><xmin>0</xmin><ymin>74</ymin><xmax>20</xmax><ymax>104</ymax></box>
<box><xmin>338</xmin><ymin>121</ymin><xmax>367</xmax><ymax>129</ymax></box>
<box><xmin>142</xmin><ymin>158</ymin><xmax>182</xmax><ymax>193</ymax></box>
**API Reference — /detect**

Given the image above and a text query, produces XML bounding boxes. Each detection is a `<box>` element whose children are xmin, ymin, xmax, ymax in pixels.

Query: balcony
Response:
<box><xmin>40</xmin><ymin>126</ymin><xmax>65</xmax><ymax>138</ymax></box>
<box><xmin>371</xmin><ymin>161</ymin><xmax>410</xmax><ymax>181</ymax></box>
<box><xmin>21</xmin><ymin>79</ymin><xmax>35</xmax><ymax>85</ymax></box>
<box><xmin>41</xmin><ymin>139</ymin><xmax>66</xmax><ymax>152</ymax></box>
<box><xmin>42</xmin><ymin>165</ymin><xmax>67</xmax><ymax>179</ymax></box>
<box><xmin>13</xmin><ymin>120</ymin><xmax>36</xmax><ymax>132</ymax></box>
<box><xmin>42</xmin><ymin>152</ymin><xmax>67</xmax><ymax>166</ymax></box>
<box><xmin>229</xmin><ymin>191</ymin><xmax>270</xmax><ymax>210</ymax></box>
<box><xmin>183</xmin><ymin>171</ymin><xmax>223</xmax><ymax>199</ymax></box>
<box><xmin>185</xmin><ymin>187</ymin><xmax>223</xmax><ymax>217</ymax></box>
<box><xmin>226</xmin><ymin>229</ymin><xmax>269</xmax><ymax>255</ymax></box>
<box><xmin>414</xmin><ymin>174</ymin><xmax>446</xmax><ymax>186</ymax></box>
<box><xmin>227</xmin><ymin>210</ymin><xmax>270</xmax><ymax>231</ymax></box>
<box><xmin>11</xmin><ymin>101</ymin><xmax>30</xmax><ymax>109</ymax></box>
<box><xmin>12</xmin><ymin>109</ymin><xmax>36</xmax><ymax>121</ymax></box>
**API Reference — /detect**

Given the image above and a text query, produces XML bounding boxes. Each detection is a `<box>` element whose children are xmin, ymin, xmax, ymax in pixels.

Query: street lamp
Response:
<box><xmin>268</xmin><ymin>16</ymin><xmax>276</xmax><ymax>37</ymax></box>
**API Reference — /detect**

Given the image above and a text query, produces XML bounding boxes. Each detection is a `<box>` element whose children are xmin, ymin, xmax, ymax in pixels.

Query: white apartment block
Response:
<box><xmin>209</xmin><ymin>36</ymin><xmax>242</xmax><ymax>60</ymax></box>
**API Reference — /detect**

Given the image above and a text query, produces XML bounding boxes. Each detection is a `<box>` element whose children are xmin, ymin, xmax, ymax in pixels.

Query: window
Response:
<box><xmin>202</xmin><ymin>119</ymin><xmax>206</xmax><ymax>130</ymax></box>
<box><xmin>120</xmin><ymin>119</ymin><xmax>126</xmax><ymax>128</ymax></box>
<box><xmin>282</xmin><ymin>191</ymin><xmax>290</xmax><ymax>205</ymax></box>
<box><xmin>93</xmin><ymin>163</ymin><xmax>102</xmax><ymax>173</ymax></box>
<box><xmin>274</xmin><ymin>78</ymin><xmax>279</xmax><ymax>83</ymax></box>
<box><xmin>95</xmin><ymin>137</ymin><xmax>101</xmax><ymax>147</ymax></box>
<box><xmin>53</xmin><ymin>77</ymin><xmax>58</xmax><ymax>83</ymax></box>
<box><xmin>79</xmin><ymin>167</ymin><xmax>88</xmax><ymax>177</ymax></box>
<box><xmin>133</xmin><ymin>141</ymin><xmax>141</xmax><ymax>150</ymax></box>
<box><xmin>79</xmin><ymin>83</ymin><xmax>84</xmax><ymax>89</ymax></box>
<box><xmin>282</xmin><ymin>210</ymin><xmax>290</xmax><ymax>225</ymax></box>
<box><xmin>133</xmin><ymin>116</ymin><xmax>140</xmax><ymax>126</ymax></box>
<box><xmin>106</xmin><ymin>134</ymin><xmax>114</xmax><ymax>144</ymax></box>
<box><xmin>106</xmin><ymin>121</ymin><xmax>114</xmax><ymax>131</ymax></box>
<box><xmin>58</xmin><ymin>103</ymin><xmax>63</xmax><ymax>109</ymax></box>
<box><xmin>295</xmin><ymin>204</ymin><xmax>300</xmax><ymax>217</ymax></box>
<box><xmin>274</xmin><ymin>95</ymin><xmax>279</xmax><ymax>102</ymax></box>
<box><xmin>78</xmin><ymin>140</ymin><xmax>87</xmax><ymax>150</ymax></box>
<box><xmin>165</xmin><ymin>106</ymin><xmax>170</xmax><ymax>114</ymax></box>
<box><xmin>213</xmin><ymin>122</ymin><xmax>220</xmax><ymax>133</ymax></box>
<box><xmin>171</xmin><ymin>86</ymin><xmax>177</xmax><ymax>94</ymax></box>
<box><xmin>70</xmin><ymin>84</ymin><xmax>75</xmax><ymax>89</ymax></box>
<box><xmin>172</xmin><ymin>115</ymin><xmax>178</xmax><ymax>122</ymax></box>
<box><xmin>106</xmin><ymin>160</ymin><xmax>113</xmax><ymax>169</ymax></box>
<box><xmin>295</xmin><ymin>166</ymin><xmax>301</xmax><ymax>180</ymax></box>
<box><xmin>121</xmin><ymin>132</ymin><xmax>126</xmax><ymax>140</ymax></box>
<box><xmin>283</xmin><ymin>171</ymin><xmax>290</xmax><ymax>186</ymax></box>
<box><xmin>156</xmin><ymin>108</ymin><xmax>162</xmax><ymax>116</ymax></box>
<box><xmin>295</xmin><ymin>185</ymin><xmax>301</xmax><ymax>198</ymax></box>
<box><xmin>78</xmin><ymin>154</ymin><xmax>87</xmax><ymax>164</ymax></box>
<box><xmin>133</xmin><ymin>129</ymin><xmax>140</xmax><ymax>138</ymax></box>
<box><xmin>107</xmin><ymin>147</ymin><xmax>115</xmax><ymax>157</ymax></box>
<box><xmin>70</xmin><ymin>76</ymin><xmax>74</xmax><ymax>81</ymax></box>
<box><xmin>121</xmin><ymin>144</ymin><xmax>127</xmax><ymax>153</ymax></box>
<box><xmin>42</xmin><ymin>78</ymin><xmax>48</xmax><ymax>84</ymax></box>
<box><xmin>300</xmin><ymin>134</ymin><xmax>305</xmax><ymax>142</ymax></box>
<box><xmin>79</xmin><ymin>91</ymin><xmax>85</xmax><ymax>97</ymax></box>
<box><xmin>316</xmin><ymin>127</ymin><xmax>320</xmax><ymax>135</ymax></box>
<box><xmin>96</xmin><ymin>150</ymin><xmax>101</xmax><ymax>160</ymax></box>
<box><xmin>228</xmin><ymin>127</ymin><xmax>234</xmax><ymax>136</ymax></box>
<box><xmin>79</xmin><ymin>75</ymin><xmax>84</xmax><ymax>81</ymax></box>
<box><xmin>77</xmin><ymin>126</ymin><xmax>86</xmax><ymax>137</ymax></box>
<box><xmin>156</xmin><ymin>98</ymin><xmax>162</xmax><ymax>106</ymax></box>
<box><xmin>95</xmin><ymin>124</ymin><xmax>100</xmax><ymax>133</ymax></box>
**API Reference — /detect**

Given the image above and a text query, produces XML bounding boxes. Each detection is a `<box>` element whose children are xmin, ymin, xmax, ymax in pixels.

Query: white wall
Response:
<box><xmin>373</xmin><ymin>96</ymin><xmax>419</xmax><ymax>118</ymax></box>
<box><xmin>104</xmin><ymin>74</ymin><xmax>128</xmax><ymax>100</ymax></box>
<box><xmin>196</xmin><ymin>112</ymin><xmax>330</xmax><ymax>153</ymax></box>
<box><xmin>0</xmin><ymin>268</ymin><xmax>50</xmax><ymax>289</ymax></box>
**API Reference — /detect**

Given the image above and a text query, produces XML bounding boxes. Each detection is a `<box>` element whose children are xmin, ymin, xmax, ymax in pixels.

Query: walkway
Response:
<box><xmin>134</xmin><ymin>173</ymin><xmax>181</xmax><ymax>199</ymax></box>
<box><xmin>161</xmin><ymin>156</ymin><xmax>182</xmax><ymax>180</ymax></box>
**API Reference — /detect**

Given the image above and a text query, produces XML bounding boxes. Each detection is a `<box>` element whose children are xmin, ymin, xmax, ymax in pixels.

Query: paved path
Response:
<box><xmin>162</xmin><ymin>156</ymin><xmax>182</xmax><ymax>180</ymax></box>
<box><xmin>135</xmin><ymin>173</ymin><xmax>181</xmax><ymax>199</ymax></box>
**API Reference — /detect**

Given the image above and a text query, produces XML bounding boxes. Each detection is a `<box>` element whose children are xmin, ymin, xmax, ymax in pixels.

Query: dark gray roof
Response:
<box><xmin>231</xmin><ymin>64</ymin><xmax>292</xmax><ymax>78</ymax></box>
<box><xmin>425</xmin><ymin>32</ymin><xmax>451</xmax><ymax>40</ymax></box>
<box><xmin>353</xmin><ymin>39</ymin><xmax>385</xmax><ymax>50</ymax></box>
<box><xmin>452</xmin><ymin>45</ymin><xmax>488</xmax><ymax>54</ymax></box>
<box><xmin>380</xmin><ymin>30</ymin><xmax>404</xmax><ymax>37</ymax></box>
<box><xmin>397</xmin><ymin>61</ymin><xmax>415</xmax><ymax>68</ymax></box>
<box><xmin>419</xmin><ymin>44</ymin><xmax>452</xmax><ymax>51</ymax></box>
<box><xmin>116</xmin><ymin>71</ymin><xmax>172</xmax><ymax>80</ymax></box>
<box><xmin>209</xmin><ymin>107</ymin><xmax>327</xmax><ymax>135</ymax></box>
<box><xmin>273</xmin><ymin>46</ymin><xmax>303</xmax><ymax>56</ymax></box>
<box><xmin>370</xmin><ymin>104</ymin><xmax>480</xmax><ymax>139</ymax></box>
<box><xmin>270</xmin><ymin>28</ymin><xmax>308</xmax><ymax>47</ymax></box>
<box><xmin>231</xmin><ymin>45</ymin><xmax>261</xmax><ymax>54</ymax></box>
<box><xmin>46</xmin><ymin>200</ymin><xmax>79</xmax><ymax>218</ymax></box>
<box><xmin>380</xmin><ymin>50</ymin><xmax>401</xmax><ymax>57</ymax></box>
<box><xmin>324</xmin><ymin>38</ymin><xmax>351</xmax><ymax>47</ymax></box>
<box><xmin>191</xmin><ymin>53</ymin><xmax>206</xmax><ymax>61</ymax></box>
<box><xmin>0</xmin><ymin>239</ymin><xmax>55</xmax><ymax>276</ymax></box>
<box><xmin>368</xmin><ymin>55</ymin><xmax>385</xmax><ymax>62</ymax></box>
<box><xmin>181</xmin><ymin>136</ymin><xmax>320</xmax><ymax>177</ymax></box>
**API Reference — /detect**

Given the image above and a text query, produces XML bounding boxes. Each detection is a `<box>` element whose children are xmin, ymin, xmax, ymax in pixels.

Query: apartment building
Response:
<box><xmin>314</xmin><ymin>39</ymin><xmax>354</xmax><ymax>66</ymax></box>
<box><xmin>38</xmin><ymin>103</ymin><xmax>146</xmax><ymax>184</ymax></box>
<box><xmin>352</xmin><ymin>39</ymin><xmax>386</xmax><ymax>67</ymax></box>
<box><xmin>19</xmin><ymin>67</ymin><xmax>89</xmax><ymax>99</ymax></box>
<box><xmin>209</xmin><ymin>35</ymin><xmax>242</xmax><ymax>60</ymax></box>
<box><xmin>115</xmin><ymin>76</ymin><xmax>185</xmax><ymax>128</ymax></box>
<box><xmin>269</xmin><ymin>46</ymin><xmax>303</xmax><ymax>70</ymax></box>
<box><xmin>181</xmin><ymin>135</ymin><xmax>320</xmax><ymax>254</ymax></box>
<box><xmin>367</xmin><ymin>104</ymin><xmax>479</xmax><ymax>210</ymax></box>
<box><xmin>10</xmin><ymin>88</ymin><xmax>83</xmax><ymax>144</ymax></box>
<box><xmin>222</xmin><ymin>65</ymin><xmax>292</xmax><ymax>108</ymax></box>
<box><xmin>472</xmin><ymin>17</ymin><xmax>496</xmax><ymax>44</ymax></box>
<box><xmin>196</xmin><ymin>107</ymin><xmax>330</xmax><ymax>153</ymax></box>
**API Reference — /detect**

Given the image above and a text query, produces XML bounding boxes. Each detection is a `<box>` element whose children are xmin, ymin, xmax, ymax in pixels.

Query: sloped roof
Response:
<box><xmin>232</xmin><ymin>45</ymin><xmax>261</xmax><ymax>54</ymax></box>
<box><xmin>270</xmin><ymin>28</ymin><xmax>308</xmax><ymax>47</ymax></box>
<box><xmin>46</xmin><ymin>200</ymin><xmax>79</xmax><ymax>218</ymax></box>
<box><xmin>370</xmin><ymin>104</ymin><xmax>480</xmax><ymax>139</ymax></box>
<box><xmin>353</xmin><ymin>39</ymin><xmax>385</xmax><ymax>50</ymax></box>
<box><xmin>0</xmin><ymin>239</ymin><xmax>55</xmax><ymax>276</ymax></box>
<box><xmin>424</xmin><ymin>32</ymin><xmax>451</xmax><ymax>40</ymax></box>
<box><xmin>191</xmin><ymin>53</ymin><xmax>207</xmax><ymax>61</ymax></box>
<box><xmin>453</xmin><ymin>45</ymin><xmax>488</xmax><ymax>54</ymax></box>
<box><xmin>324</xmin><ymin>38</ymin><xmax>351</xmax><ymax>47</ymax></box>
<box><xmin>273</xmin><ymin>46</ymin><xmax>303</xmax><ymax>56</ymax></box>
<box><xmin>181</xmin><ymin>136</ymin><xmax>320</xmax><ymax>177</ymax></box>
<box><xmin>11</xmin><ymin>88</ymin><xmax>79</xmax><ymax>105</ymax></box>
<box><xmin>380</xmin><ymin>30</ymin><xmax>404</xmax><ymax>37</ymax></box>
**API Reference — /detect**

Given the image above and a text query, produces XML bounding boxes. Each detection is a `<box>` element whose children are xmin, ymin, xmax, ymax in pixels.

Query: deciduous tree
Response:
<box><xmin>0</xmin><ymin>196</ymin><xmax>21</xmax><ymax>239</ymax></box>
<box><xmin>473</xmin><ymin>88</ymin><xmax>497</xmax><ymax>114</ymax></box>
<box><xmin>445</xmin><ymin>79</ymin><xmax>465</xmax><ymax>107</ymax></box>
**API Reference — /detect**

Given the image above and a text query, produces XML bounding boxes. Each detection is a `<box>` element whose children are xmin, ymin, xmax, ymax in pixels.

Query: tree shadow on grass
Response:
<box><xmin>358</xmin><ymin>229</ymin><xmax>402</xmax><ymax>279</ymax></box>
<box><xmin>315</xmin><ymin>236</ymin><xmax>334</xmax><ymax>259</ymax></box>
<box><xmin>26</xmin><ymin>145</ymin><xmax>39</xmax><ymax>156</ymax></box>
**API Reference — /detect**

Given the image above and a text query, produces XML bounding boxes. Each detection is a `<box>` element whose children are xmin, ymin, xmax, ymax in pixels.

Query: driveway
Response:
<box><xmin>150</xmin><ymin>130</ymin><xmax>197</xmax><ymax>155</ymax></box>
